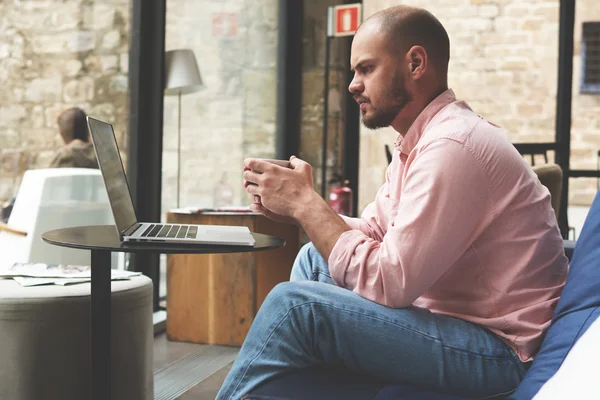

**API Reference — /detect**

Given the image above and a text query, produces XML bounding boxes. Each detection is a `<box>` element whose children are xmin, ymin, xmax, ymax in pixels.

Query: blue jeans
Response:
<box><xmin>216</xmin><ymin>243</ymin><xmax>529</xmax><ymax>400</ymax></box>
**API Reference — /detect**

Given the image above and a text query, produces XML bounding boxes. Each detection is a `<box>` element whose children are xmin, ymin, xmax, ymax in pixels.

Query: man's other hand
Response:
<box><xmin>243</xmin><ymin>156</ymin><xmax>318</xmax><ymax>220</ymax></box>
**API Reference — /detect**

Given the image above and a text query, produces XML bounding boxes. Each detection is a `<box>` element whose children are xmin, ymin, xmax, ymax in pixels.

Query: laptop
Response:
<box><xmin>87</xmin><ymin>116</ymin><xmax>255</xmax><ymax>246</ymax></box>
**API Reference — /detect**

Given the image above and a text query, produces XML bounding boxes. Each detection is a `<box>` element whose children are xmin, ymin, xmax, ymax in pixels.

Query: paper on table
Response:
<box><xmin>13</xmin><ymin>272</ymin><xmax>138</xmax><ymax>287</ymax></box>
<box><xmin>1</xmin><ymin>262</ymin><xmax>141</xmax><ymax>279</ymax></box>
<box><xmin>169</xmin><ymin>206</ymin><xmax>255</xmax><ymax>214</ymax></box>
<box><xmin>13</xmin><ymin>277</ymin><xmax>90</xmax><ymax>287</ymax></box>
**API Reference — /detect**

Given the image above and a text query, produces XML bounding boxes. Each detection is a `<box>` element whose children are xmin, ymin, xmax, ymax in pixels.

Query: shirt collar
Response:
<box><xmin>396</xmin><ymin>89</ymin><xmax>457</xmax><ymax>155</ymax></box>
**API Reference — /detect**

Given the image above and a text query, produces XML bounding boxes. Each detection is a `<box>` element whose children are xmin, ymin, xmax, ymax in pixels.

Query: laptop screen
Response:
<box><xmin>87</xmin><ymin>117</ymin><xmax>138</xmax><ymax>236</ymax></box>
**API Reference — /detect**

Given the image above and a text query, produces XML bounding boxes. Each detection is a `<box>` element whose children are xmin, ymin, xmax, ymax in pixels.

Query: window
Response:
<box><xmin>581</xmin><ymin>22</ymin><xmax>600</xmax><ymax>94</ymax></box>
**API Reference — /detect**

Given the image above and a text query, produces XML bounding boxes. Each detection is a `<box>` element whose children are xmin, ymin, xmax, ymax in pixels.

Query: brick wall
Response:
<box><xmin>360</xmin><ymin>0</ymin><xmax>600</xmax><ymax>210</ymax></box>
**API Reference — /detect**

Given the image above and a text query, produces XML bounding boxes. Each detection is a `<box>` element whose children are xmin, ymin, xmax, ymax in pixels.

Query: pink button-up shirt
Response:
<box><xmin>330</xmin><ymin>89</ymin><xmax>568</xmax><ymax>361</ymax></box>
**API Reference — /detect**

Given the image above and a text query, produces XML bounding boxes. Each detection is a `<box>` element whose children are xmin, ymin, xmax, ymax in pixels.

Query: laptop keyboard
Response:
<box><xmin>140</xmin><ymin>224</ymin><xmax>198</xmax><ymax>239</ymax></box>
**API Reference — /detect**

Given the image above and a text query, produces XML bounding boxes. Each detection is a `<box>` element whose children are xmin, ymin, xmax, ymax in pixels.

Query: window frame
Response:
<box><xmin>580</xmin><ymin>22</ymin><xmax>600</xmax><ymax>94</ymax></box>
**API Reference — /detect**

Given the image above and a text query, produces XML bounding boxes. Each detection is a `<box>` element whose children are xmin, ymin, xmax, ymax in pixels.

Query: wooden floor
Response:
<box><xmin>154</xmin><ymin>333</ymin><xmax>234</xmax><ymax>399</ymax></box>
<box><xmin>177</xmin><ymin>364</ymin><xmax>232</xmax><ymax>400</ymax></box>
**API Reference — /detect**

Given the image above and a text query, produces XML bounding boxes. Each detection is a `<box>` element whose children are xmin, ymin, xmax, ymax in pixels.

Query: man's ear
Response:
<box><xmin>408</xmin><ymin>46</ymin><xmax>427</xmax><ymax>78</ymax></box>
<box><xmin>411</xmin><ymin>56</ymin><xmax>421</xmax><ymax>72</ymax></box>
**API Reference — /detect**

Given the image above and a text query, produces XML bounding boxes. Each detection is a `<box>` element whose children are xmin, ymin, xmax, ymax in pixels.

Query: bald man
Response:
<box><xmin>49</xmin><ymin>107</ymin><xmax>98</xmax><ymax>169</ymax></box>
<box><xmin>217</xmin><ymin>6</ymin><xmax>567</xmax><ymax>399</ymax></box>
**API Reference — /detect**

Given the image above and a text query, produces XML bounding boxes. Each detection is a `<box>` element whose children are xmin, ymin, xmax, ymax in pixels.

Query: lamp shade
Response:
<box><xmin>164</xmin><ymin>49</ymin><xmax>203</xmax><ymax>95</ymax></box>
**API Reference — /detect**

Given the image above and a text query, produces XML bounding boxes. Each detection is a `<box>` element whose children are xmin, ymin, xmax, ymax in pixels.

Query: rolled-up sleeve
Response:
<box><xmin>340</xmin><ymin>215</ymin><xmax>371</xmax><ymax>233</ymax></box>
<box><xmin>339</xmin><ymin>200</ymin><xmax>384</xmax><ymax>240</ymax></box>
<box><xmin>328</xmin><ymin>139</ymin><xmax>492</xmax><ymax>308</ymax></box>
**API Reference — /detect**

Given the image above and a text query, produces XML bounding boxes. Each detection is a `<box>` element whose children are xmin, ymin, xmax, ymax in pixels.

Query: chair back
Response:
<box><xmin>0</xmin><ymin>168</ymin><xmax>115</xmax><ymax>268</ymax></box>
<box><xmin>532</xmin><ymin>163</ymin><xmax>563</xmax><ymax>221</ymax></box>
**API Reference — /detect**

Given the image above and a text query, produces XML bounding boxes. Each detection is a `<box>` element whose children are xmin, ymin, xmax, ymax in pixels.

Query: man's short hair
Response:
<box><xmin>375</xmin><ymin>7</ymin><xmax>450</xmax><ymax>78</ymax></box>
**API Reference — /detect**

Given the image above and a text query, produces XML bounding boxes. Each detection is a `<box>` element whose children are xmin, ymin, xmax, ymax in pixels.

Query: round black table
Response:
<box><xmin>42</xmin><ymin>225</ymin><xmax>284</xmax><ymax>400</ymax></box>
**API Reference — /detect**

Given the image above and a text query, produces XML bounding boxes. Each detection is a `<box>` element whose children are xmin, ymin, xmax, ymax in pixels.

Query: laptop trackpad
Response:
<box><xmin>203</xmin><ymin>227</ymin><xmax>252</xmax><ymax>240</ymax></box>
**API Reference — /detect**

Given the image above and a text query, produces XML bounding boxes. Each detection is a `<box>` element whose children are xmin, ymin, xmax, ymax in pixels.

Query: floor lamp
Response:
<box><xmin>164</xmin><ymin>49</ymin><xmax>203</xmax><ymax>208</ymax></box>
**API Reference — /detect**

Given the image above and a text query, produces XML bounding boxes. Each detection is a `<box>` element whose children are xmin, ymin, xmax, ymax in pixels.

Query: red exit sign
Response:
<box><xmin>212</xmin><ymin>13</ymin><xmax>238</xmax><ymax>37</ymax></box>
<box><xmin>329</xmin><ymin>4</ymin><xmax>362</xmax><ymax>37</ymax></box>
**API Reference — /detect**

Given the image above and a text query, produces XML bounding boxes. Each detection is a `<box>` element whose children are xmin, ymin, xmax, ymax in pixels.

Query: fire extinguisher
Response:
<box><xmin>329</xmin><ymin>180</ymin><xmax>353</xmax><ymax>217</ymax></box>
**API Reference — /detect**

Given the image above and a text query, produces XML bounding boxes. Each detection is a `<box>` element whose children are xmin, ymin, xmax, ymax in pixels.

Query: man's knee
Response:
<box><xmin>263</xmin><ymin>281</ymin><xmax>316</xmax><ymax>311</ymax></box>
<box><xmin>269</xmin><ymin>281</ymin><xmax>305</xmax><ymax>300</ymax></box>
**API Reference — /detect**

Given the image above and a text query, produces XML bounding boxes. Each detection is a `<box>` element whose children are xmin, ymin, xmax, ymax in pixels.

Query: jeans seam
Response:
<box><xmin>441</xmin><ymin>343</ymin><xmax>518</xmax><ymax>361</ymax></box>
<box><xmin>308</xmin><ymin>301</ymin><xmax>442</xmax><ymax>340</ymax></box>
<box><xmin>228</xmin><ymin>305</ymin><xmax>303</xmax><ymax>399</ymax></box>
<box><xmin>311</xmin><ymin>264</ymin><xmax>332</xmax><ymax>281</ymax></box>
<box><xmin>309</xmin><ymin>302</ymin><xmax>516</xmax><ymax>361</ymax></box>
<box><xmin>314</xmin><ymin>271</ymin><xmax>332</xmax><ymax>281</ymax></box>
<box><xmin>432</xmin><ymin>315</ymin><xmax>514</xmax><ymax>361</ymax></box>
<box><xmin>476</xmin><ymin>387</ymin><xmax>517</xmax><ymax>399</ymax></box>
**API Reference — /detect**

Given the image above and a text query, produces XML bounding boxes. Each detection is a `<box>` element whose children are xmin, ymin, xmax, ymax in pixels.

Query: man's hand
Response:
<box><xmin>243</xmin><ymin>156</ymin><xmax>351</xmax><ymax>261</ymax></box>
<box><xmin>243</xmin><ymin>177</ymin><xmax>297</xmax><ymax>225</ymax></box>
<box><xmin>243</xmin><ymin>156</ymin><xmax>318</xmax><ymax>220</ymax></box>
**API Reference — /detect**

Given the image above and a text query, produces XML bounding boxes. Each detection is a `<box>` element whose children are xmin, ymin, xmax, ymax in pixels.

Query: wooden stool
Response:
<box><xmin>166</xmin><ymin>211</ymin><xmax>300</xmax><ymax>346</ymax></box>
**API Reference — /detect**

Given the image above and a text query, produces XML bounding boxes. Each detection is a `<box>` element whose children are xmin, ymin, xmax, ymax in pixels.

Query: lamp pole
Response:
<box><xmin>164</xmin><ymin>48</ymin><xmax>203</xmax><ymax>209</ymax></box>
<box><xmin>177</xmin><ymin>91</ymin><xmax>182</xmax><ymax>208</ymax></box>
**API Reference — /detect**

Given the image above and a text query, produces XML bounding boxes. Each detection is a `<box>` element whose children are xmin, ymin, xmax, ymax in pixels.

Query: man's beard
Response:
<box><xmin>361</xmin><ymin>75</ymin><xmax>411</xmax><ymax>129</ymax></box>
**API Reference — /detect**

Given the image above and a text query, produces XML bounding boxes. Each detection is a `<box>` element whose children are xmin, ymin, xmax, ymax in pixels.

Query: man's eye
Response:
<box><xmin>363</xmin><ymin>66</ymin><xmax>373</xmax><ymax>73</ymax></box>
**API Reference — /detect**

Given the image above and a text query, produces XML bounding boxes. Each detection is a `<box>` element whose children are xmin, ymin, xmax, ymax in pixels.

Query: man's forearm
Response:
<box><xmin>293</xmin><ymin>192</ymin><xmax>351</xmax><ymax>261</ymax></box>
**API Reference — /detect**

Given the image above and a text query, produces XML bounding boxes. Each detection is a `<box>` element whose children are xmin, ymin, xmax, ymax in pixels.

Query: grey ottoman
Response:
<box><xmin>0</xmin><ymin>275</ymin><xmax>153</xmax><ymax>400</ymax></box>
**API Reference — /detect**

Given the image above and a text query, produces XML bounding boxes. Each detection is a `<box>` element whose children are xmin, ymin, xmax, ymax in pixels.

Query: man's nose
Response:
<box><xmin>348</xmin><ymin>77</ymin><xmax>364</xmax><ymax>95</ymax></box>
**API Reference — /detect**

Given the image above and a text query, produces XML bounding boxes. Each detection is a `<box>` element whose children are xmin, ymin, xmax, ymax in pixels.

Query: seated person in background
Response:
<box><xmin>49</xmin><ymin>107</ymin><xmax>98</xmax><ymax>169</ymax></box>
<box><xmin>217</xmin><ymin>5</ymin><xmax>569</xmax><ymax>400</ymax></box>
<box><xmin>2</xmin><ymin>108</ymin><xmax>98</xmax><ymax>222</ymax></box>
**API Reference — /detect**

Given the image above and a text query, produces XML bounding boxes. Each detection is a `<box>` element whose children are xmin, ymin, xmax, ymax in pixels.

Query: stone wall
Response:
<box><xmin>360</xmin><ymin>0</ymin><xmax>600</xmax><ymax>210</ymax></box>
<box><xmin>0</xmin><ymin>0</ymin><xmax>130</xmax><ymax>203</ymax></box>
<box><xmin>0</xmin><ymin>0</ymin><xmax>280</xmax><ymax>218</ymax></box>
